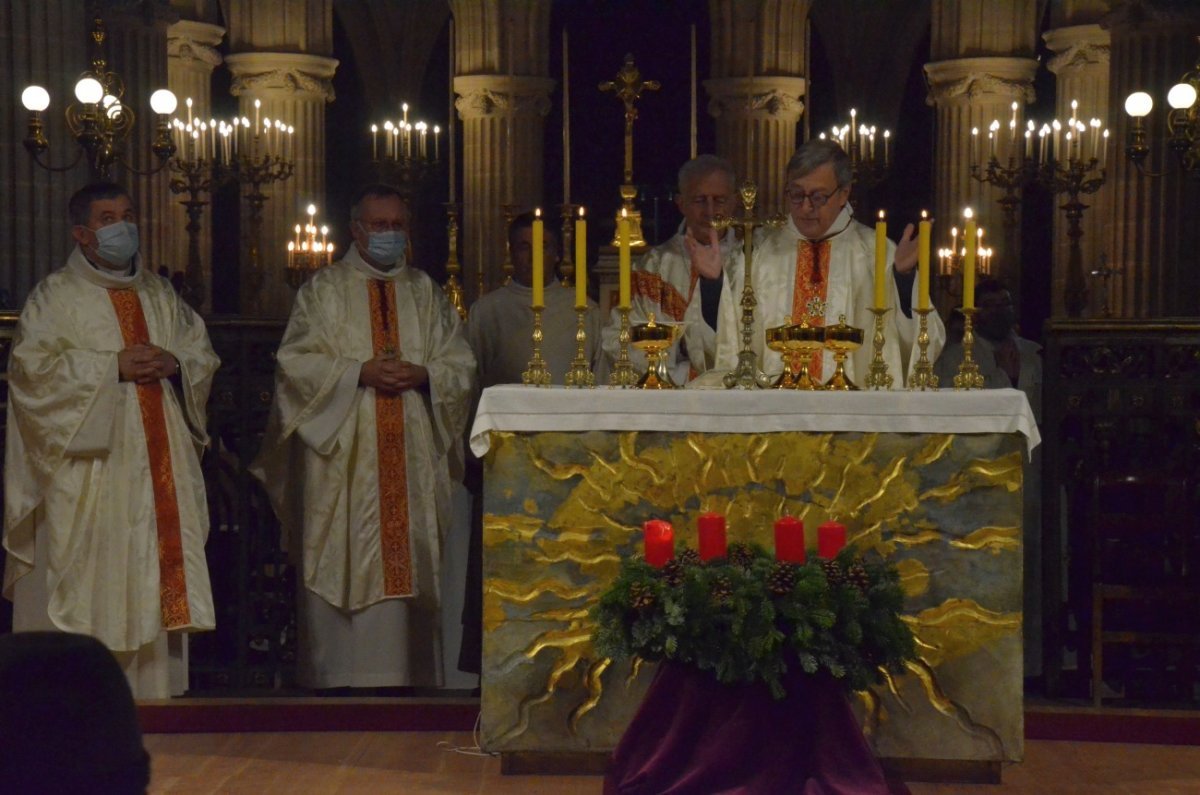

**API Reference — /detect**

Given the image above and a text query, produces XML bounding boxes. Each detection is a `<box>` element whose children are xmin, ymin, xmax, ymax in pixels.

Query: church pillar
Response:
<box><xmin>0</xmin><ymin>0</ymin><xmax>88</xmax><ymax>304</ymax></box>
<box><xmin>1103</xmin><ymin>2</ymin><xmax>1200</xmax><ymax>318</ymax></box>
<box><xmin>1043</xmin><ymin>23</ymin><xmax>1111</xmax><ymax>318</ymax></box>
<box><xmin>166</xmin><ymin>19</ymin><xmax>225</xmax><ymax>312</ymax></box>
<box><xmin>224</xmin><ymin>52</ymin><xmax>337</xmax><ymax>318</ymax></box>
<box><xmin>925</xmin><ymin>0</ymin><xmax>1038</xmax><ymax>306</ymax></box>
<box><xmin>102</xmin><ymin>1</ymin><xmax>178</xmax><ymax>283</ymax></box>
<box><xmin>705</xmin><ymin>0</ymin><xmax>811</xmax><ymax>214</ymax></box>
<box><xmin>450</xmin><ymin>0</ymin><xmax>553</xmax><ymax>299</ymax></box>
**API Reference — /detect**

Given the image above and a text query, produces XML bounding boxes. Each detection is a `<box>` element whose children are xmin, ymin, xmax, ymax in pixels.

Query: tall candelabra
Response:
<box><xmin>285</xmin><ymin>204</ymin><xmax>334</xmax><ymax>289</ymax></box>
<box><xmin>221</xmin><ymin>130</ymin><xmax>294</xmax><ymax>315</ymax></box>
<box><xmin>712</xmin><ymin>181</ymin><xmax>785</xmax><ymax>389</ymax></box>
<box><xmin>443</xmin><ymin>203</ymin><xmax>467</xmax><ymax>320</ymax></box>
<box><xmin>370</xmin><ymin>104</ymin><xmax>441</xmax><ymax>200</ymax></box>
<box><xmin>818</xmin><ymin>108</ymin><xmax>891</xmax><ymax>192</ymax></box>
<box><xmin>971</xmin><ymin>101</ymin><xmax>1108</xmax><ymax>317</ymax></box>
<box><xmin>168</xmin><ymin>155</ymin><xmax>223</xmax><ymax>310</ymax></box>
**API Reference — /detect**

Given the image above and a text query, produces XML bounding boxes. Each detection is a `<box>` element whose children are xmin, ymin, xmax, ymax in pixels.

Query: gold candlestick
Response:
<box><xmin>909</xmin><ymin>307</ymin><xmax>939</xmax><ymax>391</ymax></box>
<box><xmin>521</xmin><ymin>305</ymin><xmax>551</xmax><ymax>386</ymax></box>
<box><xmin>443</xmin><ymin>203</ymin><xmax>467</xmax><ymax>320</ymax></box>
<box><xmin>500</xmin><ymin>203</ymin><xmax>517</xmax><ymax>285</ymax></box>
<box><xmin>864</xmin><ymin>307</ymin><xmax>894</xmax><ymax>390</ymax></box>
<box><xmin>953</xmin><ymin>307</ymin><xmax>986</xmax><ymax>390</ymax></box>
<box><xmin>608</xmin><ymin>306</ymin><xmax>639</xmax><ymax>387</ymax></box>
<box><xmin>564</xmin><ymin>306</ymin><xmax>595</xmax><ymax>388</ymax></box>
<box><xmin>558</xmin><ymin>203</ymin><xmax>577</xmax><ymax>285</ymax></box>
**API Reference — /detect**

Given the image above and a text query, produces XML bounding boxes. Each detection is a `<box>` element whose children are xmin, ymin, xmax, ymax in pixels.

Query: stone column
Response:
<box><xmin>450</xmin><ymin>0</ymin><xmax>553</xmax><ymax>299</ymax></box>
<box><xmin>924</xmin><ymin>58</ymin><xmax>1038</xmax><ymax>293</ymax></box>
<box><xmin>103</xmin><ymin>1</ymin><xmax>178</xmax><ymax>281</ymax></box>
<box><xmin>705</xmin><ymin>78</ymin><xmax>806</xmax><ymax>214</ymax></box>
<box><xmin>224</xmin><ymin>52</ymin><xmax>338</xmax><ymax>318</ymax></box>
<box><xmin>706</xmin><ymin>0</ymin><xmax>811</xmax><ymax>214</ymax></box>
<box><xmin>926</xmin><ymin>0</ymin><xmax>1039</xmax><ymax>303</ymax></box>
<box><xmin>1043</xmin><ymin>24</ymin><xmax>1111</xmax><ymax>318</ymax></box>
<box><xmin>1103</xmin><ymin>2</ymin><xmax>1200</xmax><ymax>318</ymax></box>
<box><xmin>167</xmin><ymin>18</ymin><xmax>224</xmax><ymax>312</ymax></box>
<box><xmin>454</xmin><ymin>76</ymin><xmax>553</xmax><ymax>296</ymax></box>
<box><xmin>0</xmin><ymin>0</ymin><xmax>88</xmax><ymax>306</ymax></box>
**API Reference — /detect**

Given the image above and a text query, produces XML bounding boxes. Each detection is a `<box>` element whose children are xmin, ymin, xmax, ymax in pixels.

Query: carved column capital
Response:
<box><xmin>1044</xmin><ymin>24</ymin><xmax>1111</xmax><ymax>74</ymax></box>
<box><xmin>453</xmin><ymin>75</ymin><xmax>555</xmax><ymax>120</ymax></box>
<box><xmin>703</xmin><ymin>76</ymin><xmax>807</xmax><ymax>121</ymax></box>
<box><xmin>225</xmin><ymin>52</ymin><xmax>339</xmax><ymax>102</ymax></box>
<box><xmin>167</xmin><ymin>20</ymin><xmax>225</xmax><ymax>69</ymax></box>
<box><xmin>924</xmin><ymin>57</ymin><xmax>1039</xmax><ymax>106</ymax></box>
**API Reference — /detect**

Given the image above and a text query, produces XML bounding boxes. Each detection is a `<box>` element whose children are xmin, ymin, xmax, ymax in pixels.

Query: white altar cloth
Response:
<box><xmin>469</xmin><ymin>386</ymin><xmax>1039</xmax><ymax>457</ymax></box>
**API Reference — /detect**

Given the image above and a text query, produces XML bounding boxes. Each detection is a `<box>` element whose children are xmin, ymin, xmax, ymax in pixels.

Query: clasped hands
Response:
<box><xmin>360</xmin><ymin>353</ymin><xmax>428</xmax><ymax>394</ymax></box>
<box><xmin>118</xmin><ymin>344</ymin><xmax>179</xmax><ymax>384</ymax></box>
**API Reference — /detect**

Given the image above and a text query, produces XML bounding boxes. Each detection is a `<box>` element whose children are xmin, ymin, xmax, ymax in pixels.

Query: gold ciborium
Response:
<box><xmin>822</xmin><ymin>314</ymin><xmax>864</xmax><ymax>391</ymax></box>
<box><xmin>767</xmin><ymin>322</ymin><xmax>826</xmax><ymax>389</ymax></box>
<box><xmin>631</xmin><ymin>313</ymin><xmax>680</xmax><ymax>389</ymax></box>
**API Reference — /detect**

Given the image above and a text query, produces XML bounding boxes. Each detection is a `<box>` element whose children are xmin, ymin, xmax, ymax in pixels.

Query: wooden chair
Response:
<box><xmin>1089</xmin><ymin>471</ymin><xmax>1200</xmax><ymax>706</ymax></box>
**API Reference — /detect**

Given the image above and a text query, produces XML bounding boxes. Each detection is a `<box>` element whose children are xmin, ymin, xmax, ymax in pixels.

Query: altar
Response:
<box><xmin>469</xmin><ymin>386</ymin><xmax>1039</xmax><ymax>777</ymax></box>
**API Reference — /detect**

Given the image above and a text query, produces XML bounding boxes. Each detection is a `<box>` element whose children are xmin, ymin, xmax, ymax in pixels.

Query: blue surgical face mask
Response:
<box><xmin>362</xmin><ymin>228</ymin><xmax>407</xmax><ymax>268</ymax></box>
<box><xmin>91</xmin><ymin>221</ymin><xmax>140</xmax><ymax>267</ymax></box>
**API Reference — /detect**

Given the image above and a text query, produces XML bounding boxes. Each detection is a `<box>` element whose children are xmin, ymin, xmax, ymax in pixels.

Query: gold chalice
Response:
<box><xmin>766</xmin><ymin>325</ymin><xmax>798</xmax><ymax>388</ymax></box>
<box><xmin>631</xmin><ymin>313</ymin><xmax>682</xmax><ymax>389</ymax></box>
<box><xmin>784</xmin><ymin>322</ymin><xmax>827</xmax><ymax>390</ymax></box>
<box><xmin>822</xmin><ymin>314</ymin><xmax>864</xmax><ymax>391</ymax></box>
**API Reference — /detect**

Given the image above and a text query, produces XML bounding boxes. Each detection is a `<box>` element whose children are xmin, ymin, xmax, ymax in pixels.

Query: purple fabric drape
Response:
<box><xmin>604</xmin><ymin>661</ymin><xmax>909</xmax><ymax>795</ymax></box>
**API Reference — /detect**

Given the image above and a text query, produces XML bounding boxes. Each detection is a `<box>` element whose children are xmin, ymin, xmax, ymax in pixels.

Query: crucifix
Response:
<box><xmin>599</xmin><ymin>54</ymin><xmax>659</xmax><ymax>247</ymax></box>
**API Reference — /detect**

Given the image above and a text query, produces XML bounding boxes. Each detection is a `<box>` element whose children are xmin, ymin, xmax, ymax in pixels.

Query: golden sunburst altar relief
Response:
<box><xmin>480</xmin><ymin>428</ymin><xmax>1025</xmax><ymax>764</ymax></box>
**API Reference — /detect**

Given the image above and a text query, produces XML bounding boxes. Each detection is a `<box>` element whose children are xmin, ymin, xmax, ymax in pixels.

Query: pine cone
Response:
<box><xmin>711</xmin><ymin>575</ymin><xmax>734</xmax><ymax>605</ymax></box>
<box><xmin>822</xmin><ymin>559</ymin><xmax>847</xmax><ymax>588</ymax></box>
<box><xmin>629</xmin><ymin>582</ymin><xmax>657</xmax><ymax>610</ymax></box>
<box><xmin>727</xmin><ymin>543</ymin><xmax>756</xmax><ymax>569</ymax></box>
<box><xmin>660</xmin><ymin>559</ymin><xmax>685</xmax><ymax>588</ymax></box>
<box><xmin>847</xmin><ymin>562</ymin><xmax>871</xmax><ymax>593</ymax></box>
<box><xmin>677</xmin><ymin>548</ymin><xmax>702</xmax><ymax>567</ymax></box>
<box><xmin>767</xmin><ymin>562</ymin><xmax>797</xmax><ymax>596</ymax></box>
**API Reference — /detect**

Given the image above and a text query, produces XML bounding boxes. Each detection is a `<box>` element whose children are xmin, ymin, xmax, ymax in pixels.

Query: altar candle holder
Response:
<box><xmin>563</xmin><ymin>306</ymin><xmax>595</xmax><ymax>388</ymax></box>
<box><xmin>909</xmin><ymin>307</ymin><xmax>939</xmax><ymax>391</ymax></box>
<box><xmin>953</xmin><ymin>307</ymin><xmax>986</xmax><ymax>390</ymax></box>
<box><xmin>608</xmin><ymin>306</ymin><xmax>639</xmax><ymax>387</ymax></box>
<box><xmin>521</xmin><ymin>306</ymin><xmax>552</xmax><ymax>386</ymax></box>
<box><xmin>864</xmin><ymin>307</ymin><xmax>894</xmax><ymax>390</ymax></box>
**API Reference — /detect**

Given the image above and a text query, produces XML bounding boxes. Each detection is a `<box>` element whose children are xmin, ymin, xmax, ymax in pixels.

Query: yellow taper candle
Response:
<box><xmin>917</xmin><ymin>210</ymin><xmax>931</xmax><ymax>311</ymax></box>
<box><xmin>962</xmin><ymin>208</ymin><xmax>977</xmax><ymax>310</ymax></box>
<box><xmin>874</xmin><ymin>210</ymin><xmax>887</xmax><ymax>310</ymax></box>
<box><xmin>532</xmin><ymin>209</ymin><xmax>545</xmax><ymax>308</ymax></box>
<box><xmin>618</xmin><ymin>210</ymin><xmax>631</xmax><ymax>309</ymax></box>
<box><xmin>575</xmin><ymin>207</ymin><xmax>587</xmax><ymax>309</ymax></box>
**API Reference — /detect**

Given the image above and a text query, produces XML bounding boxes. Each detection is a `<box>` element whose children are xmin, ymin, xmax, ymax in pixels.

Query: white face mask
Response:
<box><xmin>90</xmin><ymin>221</ymin><xmax>140</xmax><ymax>267</ymax></box>
<box><xmin>361</xmin><ymin>228</ymin><xmax>407</xmax><ymax>267</ymax></box>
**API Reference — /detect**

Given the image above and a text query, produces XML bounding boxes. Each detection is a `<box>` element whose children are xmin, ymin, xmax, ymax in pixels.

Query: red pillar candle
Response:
<box><xmin>697</xmin><ymin>513</ymin><xmax>727</xmax><ymax>561</ymax></box>
<box><xmin>818</xmin><ymin>521</ymin><xmax>847</xmax><ymax>559</ymax></box>
<box><xmin>644</xmin><ymin>520</ymin><xmax>675</xmax><ymax>568</ymax></box>
<box><xmin>773</xmin><ymin>516</ymin><xmax>806</xmax><ymax>563</ymax></box>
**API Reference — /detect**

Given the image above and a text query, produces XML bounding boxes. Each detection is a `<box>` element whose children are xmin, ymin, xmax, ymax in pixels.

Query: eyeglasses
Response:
<box><xmin>785</xmin><ymin>188</ymin><xmax>843</xmax><ymax>209</ymax></box>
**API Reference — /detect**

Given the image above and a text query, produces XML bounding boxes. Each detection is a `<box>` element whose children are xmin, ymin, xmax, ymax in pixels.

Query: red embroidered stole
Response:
<box><xmin>107</xmin><ymin>289</ymin><xmax>191</xmax><ymax>629</ymax></box>
<box><xmin>791</xmin><ymin>239</ymin><xmax>831</xmax><ymax>379</ymax></box>
<box><xmin>369</xmin><ymin>279</ymin><xmax>413</xmax><ymax>597</ymax></box>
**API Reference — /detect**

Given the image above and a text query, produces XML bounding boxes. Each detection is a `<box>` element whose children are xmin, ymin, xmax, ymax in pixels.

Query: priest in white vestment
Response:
<box><xmin>468</xmin><ymin>211</ymin><xmax>603</xmax><ymax>387</ymax></box>
<box><xmin>253</xmin><ymin>185</ymin><xmax>475</xmax><ymax>689</ymax></box>
<box><xmin>713</xmin><ymin>140</ymin><xmax>945</xmax><ymax>385</ymax></box>
<box><xmin>602</xmin><ymin>155</ymin><xmax>741</xmax><ymax>381</ymax></box>
<box><xmin>3</xmin><ymin>182</ymin><xmax>219</xmax><ymax>698</ymax></box>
